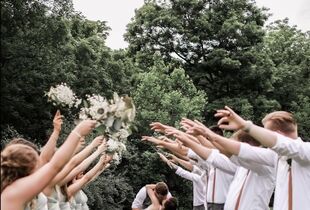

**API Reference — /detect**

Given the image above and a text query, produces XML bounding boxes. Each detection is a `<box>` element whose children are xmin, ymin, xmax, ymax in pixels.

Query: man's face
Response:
<box><xmin>155</xmin><ymin>191</ymin><xmax>167</xmax><ymax>204</ymax></box>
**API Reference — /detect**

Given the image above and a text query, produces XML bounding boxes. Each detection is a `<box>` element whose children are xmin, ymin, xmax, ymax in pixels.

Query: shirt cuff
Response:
<box><xmin>206</xmin><ymin>149</ymin><xmax>220</xmax><ymax>164</ymax></box>
<box><xmin>271</xmin><ymin>133</ymin><xmax>288</xmax><ymax>150</ymax></box>
<box><xmin>175</xmin><ymin>166</ymin><xmax>182</xmax><ymax>174</ymax></box>
<box><xmin>238</xmin><ymin>142</ymin><xmax>250</xmax><ymax>159</ymax></box>
<box><xmin>187</xmin><ymin>148</ymin><xmax>198</xmax><ymax>159</ymax></box>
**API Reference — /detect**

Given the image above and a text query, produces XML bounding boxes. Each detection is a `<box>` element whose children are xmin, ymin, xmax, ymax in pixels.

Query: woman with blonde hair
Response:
<box><xmin>1</xmin><ymin>119</ymin><xmax>97</xmax><ymax>210</ymax></box>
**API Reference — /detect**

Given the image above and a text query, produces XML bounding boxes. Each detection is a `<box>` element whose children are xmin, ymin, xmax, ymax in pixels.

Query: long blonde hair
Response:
<box><xmin>1</xmin><ymin>144</ymin><xmax>39</xmax><ymax>192</ymax></box>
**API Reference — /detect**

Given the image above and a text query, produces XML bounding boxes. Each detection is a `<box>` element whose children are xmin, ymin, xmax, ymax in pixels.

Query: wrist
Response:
<box><xmin>53</xmin><ymin>129</ymin><xmax>61</xmax><ymax>134</ymax></box>
<box><xmin>71</xmin><ymin>129</ymin><xmax>82</xmax><ymax>138</ymax></box>
<box><xmin>241</xmin><ymin>121</ymin><xmax>253</xmax><ymax>133</ymax></box>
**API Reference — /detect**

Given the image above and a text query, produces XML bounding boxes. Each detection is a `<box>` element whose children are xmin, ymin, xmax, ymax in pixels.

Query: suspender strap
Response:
<box><xmin>212</xmin><ymin>168</ymin><xmax>216</xmax><ymax>202</ymax></box>
<box><xmin>234</xmin><ymin>170</ymin><xmax>250</xmax><ymax>210</ymax></box>
<box><xmin>288</xmin><ymin>167</ymin><xmax>292</xmax><ymax>210</ymax></box>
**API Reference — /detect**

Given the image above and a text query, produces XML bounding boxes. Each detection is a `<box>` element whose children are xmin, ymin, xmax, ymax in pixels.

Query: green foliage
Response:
<box><xmin>263</xmin><ymin>19</ymin><xmax>310</xmax><ymax>137</ymax></box>
<box><xmin>132</xmin><ymin>60</ymin><xmax>207</xmax><ymax>134</ymax></box>
<box><xmin>128</xmin><ymin>60</ymin><xmax>206</xmax><ymax>208</ymax></box>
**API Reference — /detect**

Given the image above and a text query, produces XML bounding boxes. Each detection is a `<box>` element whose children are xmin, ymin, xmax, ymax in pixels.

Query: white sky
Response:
<box><xmin>72</xmin><ymin>0</ymin><xmax>310</xmax><ymax>49</ymax></box>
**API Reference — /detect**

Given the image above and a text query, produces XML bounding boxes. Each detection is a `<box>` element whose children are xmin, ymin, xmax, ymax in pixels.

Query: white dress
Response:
<box><xmin>57</xmin><ymin>185</ymin><xmax>72</xmax><ymax>210</ymax></box>
<box><xmin>74</xmin><ymin>190</ymin><xmax>89</xmax><ymax>210</ymax></box>
<box><xmin>36</xmin><ymin>193</ymin><xmax>48</xmax><ymax>210</ymax></box>
<box><xmin>47</xmin><ymin>187</ymin><xmax>61</xmax><ymax>210</ymax></box>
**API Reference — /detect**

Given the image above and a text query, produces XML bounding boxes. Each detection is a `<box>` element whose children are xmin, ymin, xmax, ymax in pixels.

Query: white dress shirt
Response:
<box><xmin>131</xmin><ymin>186</ymin><xmax>172</xmax><ymax>209</ymax></box>
<box><xmin>223</xmin><ymin>144</ymin><xmax>276</xmax><ymax>210</ymax></box>
<box><xmin>175</xmin><ymin>165</ymin><xmax>206</xmax><ymax>207</ymax></box>
<box><xmin>271</xmin><ymin>134</ymin><xmax>310</xmax><ymax>210</ymax></box>
<box><xmin>205</xmin><ymin>150</ymin><xmax>235</xmax><ymax>204</ymax></box>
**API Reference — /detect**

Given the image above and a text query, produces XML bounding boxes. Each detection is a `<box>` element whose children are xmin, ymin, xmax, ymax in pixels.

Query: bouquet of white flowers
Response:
<box><xmin>78</xmin><ymin>93</ymin><xmax>135</xmax><ymax>164</ymax></box>
<box><xmin>46</xmin><ymin>84</ymin><xmax>135</xmax><ymax>165</ymax></box>
<box><xmin>46</xmin><ymin>83</ymin><xmax>81</xmax><ymax>108</ymax></box>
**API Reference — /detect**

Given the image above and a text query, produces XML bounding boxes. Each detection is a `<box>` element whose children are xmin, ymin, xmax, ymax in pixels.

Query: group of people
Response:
<box><xmin>134</xmin><ymin>106</ymin><xmax>310</xmax><ymax>210</ymax></box>
<box><xmin>1</xmin><ymin>106</ymin><xmax>309</xmax><ymax>210</ymax></box>
<box><xmin>1</xmin><ymin>111</ymin><xmax>112</xmax><ymax>210</ymax></box>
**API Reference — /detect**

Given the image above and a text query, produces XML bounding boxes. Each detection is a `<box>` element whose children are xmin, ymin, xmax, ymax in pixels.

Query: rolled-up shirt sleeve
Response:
<box><xmin>238</xmin><ymin>142</ymin><xmax>277</xmax><ymax>167</ymax></box>
<box><xmin>175</xmin><ymin>166</ymin><xmax>199</xmax><ymax>182</ymax></box>
<box><xmin>207</xmin><ymin>149</ymin><xmax>237</xmax><ymax>175</ymax></box>
<box><xmin>131</xmin><ymin>187</ymin><xmax>146</xmax><ymax>209</ymax></box>
<box><xmin>272</xmin><ymin>133</ymin><xmax>310</xmax><ymax>164</ymax></box>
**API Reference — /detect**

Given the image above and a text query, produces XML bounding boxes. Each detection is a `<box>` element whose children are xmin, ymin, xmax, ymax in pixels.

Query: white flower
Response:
<box><xmin>46</xmin><ymin>83</ymin><xmax>79</xmax><ymax>108</ymax></box>
<box><xmin>112</xmin><ymin>153</ymin><xmax>121</xmax><ymax>165</ymax></box>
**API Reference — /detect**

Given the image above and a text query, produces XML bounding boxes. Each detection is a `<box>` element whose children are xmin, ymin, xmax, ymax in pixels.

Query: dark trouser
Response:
<box><xmin>193</xmin><ymin>204</ymin><xmax>206</xmax><ymax>210</ymax></box>
<box><xmin>207</xmin><ymin>203</ymin><xmax>224</xmax><ymax>210</ymax></box>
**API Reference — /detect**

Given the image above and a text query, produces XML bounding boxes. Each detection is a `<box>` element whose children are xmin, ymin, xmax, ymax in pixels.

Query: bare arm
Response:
<box><xmin>67</xmin><ymin>155</ymin><xmax>108</xmax><ymax>197</ymax></box>
<box><xmin>39</xmin><ymin>110</ymin><xmax>63</xmax><ymax>165</ymax></box>
<box><xmin>59</xmin><ymin>141</ymin><xmax>106</xmax><ymax>186</ymax></box>
<box><xmin>146</xmin><ymin>185</ymin><xmax>161</xmax><ymax>208</ymax></box>
<box><xmin>216</xmin><ymin>106</ymin><xmax>277</xmax><ymax>148</ymax></box>
<box><xmin>3</xmin><ymin>120</ymin><xmax>97</xmax><ymax>207</ymax></box>
<box><xmin>44</xmin><ymin>136</ymin><xmax>104</xmax><ymax>194</ymax></box>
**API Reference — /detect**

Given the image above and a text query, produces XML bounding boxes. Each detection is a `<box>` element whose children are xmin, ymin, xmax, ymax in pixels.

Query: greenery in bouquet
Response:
<box><xmin>78</xmin><ymin>92</ymin><xmax>136</xmax><ymax>164</ymax></box>
<box><xmin>46</xmin><ymin>83</ymin><xmax>136</xmax><ymax>165</ymax></box>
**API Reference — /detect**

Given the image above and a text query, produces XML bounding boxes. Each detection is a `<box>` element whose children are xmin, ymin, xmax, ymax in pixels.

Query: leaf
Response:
<box><xmin>112</xmin><ymin>118</ymin><xmax>122</xmax><ymax>131</ymax></box>
<box><xmin>95</xmin><ymin>124</ymin><xmax>106</xmax><ymax>134</ymax></box>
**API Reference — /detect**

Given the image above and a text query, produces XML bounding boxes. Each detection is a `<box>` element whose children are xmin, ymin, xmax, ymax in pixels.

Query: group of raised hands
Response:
<box><xmin>141</xmin><ymin>105</ymin><xmax>266</xmax><ymax>169</ymax></box>
<box><xmin>1</xmin><ymin>110</ymin><xmax>113</xmax><ymax>210</ymax></box>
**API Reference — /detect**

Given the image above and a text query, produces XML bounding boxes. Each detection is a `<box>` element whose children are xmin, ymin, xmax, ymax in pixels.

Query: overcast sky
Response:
<box><xmin>72</xmin><ymin>0</ymin><xmax>310</xmax><ymax>49</ymax></box>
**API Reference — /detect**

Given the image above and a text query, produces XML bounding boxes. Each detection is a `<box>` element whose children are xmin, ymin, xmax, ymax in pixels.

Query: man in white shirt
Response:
<box><xmin>159</xmin><ymin>152</ymin><xmax>207</xmax><ymax>210</ymax></box>
<box><xmin>132</xmin><ymin>182</ymin><xmax>172</xmax><ymax>210</ymax></box>
<box><xmin>168</xmin><ymin>126</ymin><xmax>275</xmax><ymax>210</ymax></box>
<box><xmin>215</xmin><ymin>107</ymin><xmax>310</xmax><ymax>210</ymax></box>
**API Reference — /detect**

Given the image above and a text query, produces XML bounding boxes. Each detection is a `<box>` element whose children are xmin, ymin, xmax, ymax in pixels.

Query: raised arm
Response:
<box><xmin>44</xmin><ymin>135</ymin><xmax>104</xmax><ymax>195</ymax></box>
<box><xmin>145</xmin><ymin>184</ymin><xmax>161</xmax><ymax>208</ymax></box>
<box><xmin>215</xmin><ymin>106</ymin><xmax>277</xmax><ymax>147</ymax></box>
<box><xmin>165</xmin><ymin>128</ymin><xmax>213</xmax><ymax>161</ymax></box>
<box><xmin>39</xmin><ymin>110</ymin><xmax>63</xmax><ymax>165</ymax></box>
<box><xmin>4</xmin><ymin>120</ymin><xmax>96</xmax><ymax>207</ymax></box>
<box><xmin>59</xmin><ymin>140</ymin><xmax>106</xmax><ymax>186</ymax></box>
<box><xmin>67</xmin><ymin>155</ymin><xmax>109</xmax><ymax>197</ymax></box>
<box><xmin>170</xmin><ymin>154</ymin><xmax>193</xmax><ymax>171</ymax></box>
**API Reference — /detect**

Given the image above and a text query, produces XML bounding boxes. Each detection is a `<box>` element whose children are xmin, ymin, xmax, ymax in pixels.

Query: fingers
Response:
<box><xmin>217</xmin><ymin>116</ymin><xmax>229</xmax><ymax>126</ymax></box>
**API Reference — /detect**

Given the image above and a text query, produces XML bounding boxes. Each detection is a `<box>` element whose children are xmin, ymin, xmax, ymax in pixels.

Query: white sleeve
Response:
<box><xmin>207</xmin><ymin>149</ymin><xmax>237</xmax><ymax>175</ymax></box>
<box><xmin>272</xmin><ymin>133</ymin><xmax>310</xmax><ymax>164</ymax></box>
<box><xmin>131</xmin><ymin>187</ymin><xmax>147</xmax><ymax>209</ymax></box>
<box><xmin>238</xmin><ymin>143</ymin><xmax>278</xmax><ymax>167</ymax></box>
<box><xmin>230</xmin><ymin>155</ymin><xmax>274</xmax><ymax>175</ymax></box>
<box><xmin>187</xmin><ymin>148</ymin><xmax>202</xmax><ymax>161</ymax></box>
<box><xmin>175</xmin><ymin>166</ymin><xmax>199</xmax><ymax>182</ymax></box>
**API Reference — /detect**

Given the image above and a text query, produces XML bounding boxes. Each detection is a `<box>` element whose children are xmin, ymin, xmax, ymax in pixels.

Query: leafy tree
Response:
<box><xmin>123</xmin><ymin>59</ymin><xmax>207</xmax><ymax>209</ymax></box>
<box><xmin>125</xmin><ymin>0</ymin><xmax>269</xmax><ymax>96</ymax></box>
<box><xmin>263</xmin><ymin>19</ymin><xmax>310</xmax><ymax>137</ymax></box>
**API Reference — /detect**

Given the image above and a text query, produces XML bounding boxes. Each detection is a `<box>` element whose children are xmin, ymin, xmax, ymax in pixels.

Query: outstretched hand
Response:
<box><xmin>150</xmin><ymin>122</ymin><xmax>173</xmax><ymax>133</ymax></box>
<box><xmin>91</xmin><ymin>136</ymin><xmax>105</xmax><ymax>147</ymax></box>
<box><xmin>180</xmin><ymin>118</ymin><xmax>206</xmax><ymax>137</ymax></box>
<box><xmin>142</xmin><ymin>136</ymin><xmax>163</xmax><ymax>145</ymax></box>
<box><xmin>74</xmin><ymin>120</ymin><xmax>97</xmax><ymax>137</ymax></box>
<box><xmin>53</xmin><ymin>110</ymin><xmax>63</xmax><ymax>133</ymax></box>
<box><xmin>215</xmin><ymin>106</ymin><xmax>247</xmax><ymax>131</ymax></box>
<box><xmin>158</xmin><ymin>152</ymin><xmax>177</xmax><ymax>169</ymax></box>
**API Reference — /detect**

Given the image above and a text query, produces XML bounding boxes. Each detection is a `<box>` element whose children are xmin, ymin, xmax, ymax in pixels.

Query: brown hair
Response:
<box><xmin>163</xmin><ymin>197</ymin><xmax>178</xmax><ymax>210</ymax></box>
<box><xmin>262</xmin><ymin>111</ymin><xmax>297</xmax><ymax>135</ymax></box>
<box><xmin>155</xmin><ymin>182</ymin><xmax>168</xmax><ymax>196</ymax></box>
<box><xmin>1</xmin><ymin>144</ymin><xmax>39</xmax><ymax>192</ymax></box>
<box><xmin>231</xmin><ymin>130</ymin><xmax>261</xmax><ymax>147</ymax></box>
<box><xmin>6</xmin><ymin>138</ymin><xmax>40</xmax><ymax>154</ymax></box>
